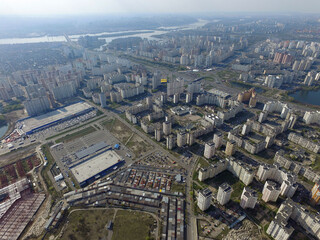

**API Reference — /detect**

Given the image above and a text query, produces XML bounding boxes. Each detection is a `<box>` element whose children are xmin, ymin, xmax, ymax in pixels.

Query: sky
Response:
<box><xmin>1</xmin><ymin>0</ymin><xmax>320</xmax><ymax>16</ymax></box>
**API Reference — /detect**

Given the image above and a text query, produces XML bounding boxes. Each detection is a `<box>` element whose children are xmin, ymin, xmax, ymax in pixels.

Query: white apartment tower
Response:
<box><xmin>262</xmin><ymin>180</ymin><xmax>280</xmax><ymax>202</ymax></box>
<box><xmin>217</xmin><ymin>183</ymin><xmax>232</xmax><ymax>205</ymax></box>
<box><xmin>240</xmin><ymin>187</ymin><xmax>257</xmax><ymax>209</ymax></box>
<box><xmin>204</xmin><ymin>142</ymin><xmax>215</xmax><ymax>159</ymax></box>
<box><xmin>197</xmin><ymin>188</ymin><xmax>212</xmax><ymax>211</ymax></box>
<box><xmin>213</xmin><ymin>132</ymin><xmax>222</xmax><ymax>149</ymax></box>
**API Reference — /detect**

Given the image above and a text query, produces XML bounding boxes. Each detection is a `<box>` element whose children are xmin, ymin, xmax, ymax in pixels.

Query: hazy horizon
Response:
<box><xmin>1</xmin><ymin>0</ymin><xmax>320</xmax><ymax>16</ymax></box>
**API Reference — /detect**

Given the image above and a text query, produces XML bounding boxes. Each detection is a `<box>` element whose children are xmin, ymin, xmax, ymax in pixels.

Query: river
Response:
<box><xmin>0</xmin><ymin>19</ymin><xmax>210</xmax><ymax>45</ymax></box>
<box><xmin>0</xmin><ymin>124</ymin><xmax>8</xmax><ymax>139</ymax></box>
<box><xmin>289</xmin><ymin>88</ymin><xmax>320</xmax><ymax>106</ymax></box>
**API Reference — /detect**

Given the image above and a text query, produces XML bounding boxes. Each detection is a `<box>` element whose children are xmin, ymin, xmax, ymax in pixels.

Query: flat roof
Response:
<box><xmin>20</xmin><ymin>102</ymin><xmax>93</xmax><ymax>133</ymax></box>
<box><xmin>71</xmin><ymin>150</ymin><xmax>121</xmax><ymax>183</ymax></box>
<box><xmin>208</xmin><ymin>89</ymin><xmax>231</xmax><ymax>99</ymax></box>
<box><xmin>75</xmin><ymin>141</ymin><xmax>109</xmax><ymax>159</ymax></box>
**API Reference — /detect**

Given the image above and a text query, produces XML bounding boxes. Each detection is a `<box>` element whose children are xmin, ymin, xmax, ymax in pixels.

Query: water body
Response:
<box><xmin>0</xmin><ymin>19</ymin><xmax>209</xmax><ymax>45</ymax></box>
<box><xmin>289</xmin><ymin>88</ymin><xmax>320</xmax><ymax>106</ymax></box>
<box><xmin>0</xmin><ymin>124</ymin><xmax>8</xmax><ymax>139</ymax></box>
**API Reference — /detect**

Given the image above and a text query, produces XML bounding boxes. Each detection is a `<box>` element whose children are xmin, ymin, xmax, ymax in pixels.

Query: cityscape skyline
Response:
<box><xmin>1</xmin><ymin>0</ymin><xmax>320</xmax><ymax>16</ymax></box>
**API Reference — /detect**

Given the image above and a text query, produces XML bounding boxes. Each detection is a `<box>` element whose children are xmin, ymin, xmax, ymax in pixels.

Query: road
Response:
<box><xmin>83</xmin><ymin>98</ymin><xmax>198</xmax><ymax>240</ymax></box>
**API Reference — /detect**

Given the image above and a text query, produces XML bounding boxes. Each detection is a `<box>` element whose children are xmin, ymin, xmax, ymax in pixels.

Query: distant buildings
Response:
<box><xmin>263</xmin><ymin>101</ymin><xmax>291</xmax><ymax>119</ymax></box>
<box><xmin>217</xmin><ymin>183</ymin><xmax>232</xmax><ymax>205</ymax></box>
<box><xmin>197</xmin><ymin>188</ymin><xmax>212</xmax><ymax>211</ymax></box>
<box><xmin>237</xmin><ymin>88</ymin><xmax>257</xmax><ymax>108</ymax></box>
<box><xmin>24</xmin><ymin>96</ymin><xmax>51</xmax><ymax>116</ymax></box>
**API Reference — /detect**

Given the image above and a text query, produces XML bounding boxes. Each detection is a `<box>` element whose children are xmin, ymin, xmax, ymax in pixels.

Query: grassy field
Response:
<box><xmin>198</xmin><ymin>157</ymin><xmax>210</xmax><ymax>168</ymax></box>
<box><xmin>60</xmin><ymin>209</ymin><xmax>115</xmax><ymax>240</ymax></box>
<box><xmin>55</xmin><ymin>126</ymin><xmax>96</xmax><ymax>143</ymax></box>
<box><xmin>112</xmin><ymin>210</ymin><xmax>156</xmax><ymax>240</ymax></box>
<box><xmin>171</xmin><ymin>182</ymin><xmax>186</xmax><ymax>193</ymax></box>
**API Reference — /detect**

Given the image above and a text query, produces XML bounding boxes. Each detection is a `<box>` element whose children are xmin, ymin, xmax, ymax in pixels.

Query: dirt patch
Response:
<box><xmin>102</xmin><ymin>119</ymin><xmax>132</xmax><ymax>144</ymax></box>
<box><xmin>126</xmin><ymin>134</ymin><xmax>152</xmax><ymax>157</ymax></box>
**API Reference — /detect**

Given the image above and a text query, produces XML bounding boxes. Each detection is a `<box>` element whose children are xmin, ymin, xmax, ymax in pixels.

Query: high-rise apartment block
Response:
<box><xmin>204</xmin><ymin>142</ymin><xmax>215</xmax><ymax>159</ymax></box>
<box><xmin>217</xmin><ymin>183</ymin><xmax>232</xmax><ymax>205</ymax></box>
<box><xmin>197</xmin><ymin>188</ymin><xmax>212</xmax><ymax>211</ymax></box>
<box><xmin>262</xmin><ymin>180</ymin><xmax>280</xmax><ymax>202</ymax></box>
<box><xmin>311</xmin><ymin>180</ymin><xmax>320</xmax><ymax>205</ymax></box>
<box><xmin>213</xmin><ymin>132</ymin><xmax>222</xmax><ymax>149</ymax></box>
<box><xmin>225</xmin><ymin>140</ymin><xmax>236</xmax><ymax>156</ymax></box>
<box><xmin>24</xmin><ymin>96</ymin><xmax>51</xmax><ymax>116</ymax></box>
<box><xmin>240</xmin><ymin>187</ymin><xmax>257</xmax><ymax>209</ymax></box>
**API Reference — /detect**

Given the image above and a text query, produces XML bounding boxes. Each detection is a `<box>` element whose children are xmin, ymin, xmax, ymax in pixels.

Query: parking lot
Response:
<box><xmin>50</xmin><ymin>127</ymin><xmax>134</xmax><ymax>187</ymax></box>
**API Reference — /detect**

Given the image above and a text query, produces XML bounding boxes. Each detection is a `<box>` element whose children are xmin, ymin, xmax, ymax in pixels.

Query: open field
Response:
<box><xmin>126</xmin><ymin>134</ymin><xmax>152</xmax><ymax>156</ymax></box>
<box><xmin>55</xmin><ymin>126</ymin><xmax>97</xmax><ymax>143</ymax></box>
<box><xmin>60</xmin><ymin>209</ymin><xmax>156</xmax><ymax>240</ymax></box>
<box><xmin>101</xmin><ymin>118</ymin><xmax>132</xmax><ymax>143</ymax></box>
<box><xmin>112</xmin><ymin>210</ymin><xmax>156</xmax><ymax>240</ymax></box>
<box><xmin>60</xmin><ymin>209</ymin><xmax>115</xmax><ymax>240</ymax></box>
<box><xmin>102</xmin><ymin>118</ymin><xmax>152</xmax><ymax>156</ymax></box>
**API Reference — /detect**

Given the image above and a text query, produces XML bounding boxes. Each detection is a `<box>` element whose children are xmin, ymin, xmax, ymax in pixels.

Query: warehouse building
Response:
<box><xmin>71</xmin><ymin>149</ymin><xmax>123</xmax><ymax>187</ymax></box>
<box><xmin>17</xmin><ymin>101</ymin><xmax>94</xmax><ymax>135</ymax></box>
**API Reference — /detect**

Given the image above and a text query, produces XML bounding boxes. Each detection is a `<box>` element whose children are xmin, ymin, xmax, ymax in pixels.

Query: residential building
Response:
<box><xmin>197</xmin><ymin>188</ymin><xmax>212</xmax><ymax>211</ymax></box>
<box><xmin>240</xmin><ymin>187</ymin><xmax>257</xmax><ymax>209</ymax></box>
<box><xmin>217</xmin><ymin>183</ymin><xmax>232</xmax><ymax>205</ymax></box>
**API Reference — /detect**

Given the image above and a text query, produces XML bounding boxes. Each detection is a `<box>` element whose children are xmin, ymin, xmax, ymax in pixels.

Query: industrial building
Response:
<box><xmin>17</xmin><ymin>101</ymin><xmax>94</xmax><ymax>135</ymax></box>
<box><xmin>0</xmin><ymin>178</ymin><xmax>45</xmax><ymax>240</ymax></box>
<box><xmin>71</xmin><ymin>149</ymin><xmax>123</xmax><ymax>187</ymax></box>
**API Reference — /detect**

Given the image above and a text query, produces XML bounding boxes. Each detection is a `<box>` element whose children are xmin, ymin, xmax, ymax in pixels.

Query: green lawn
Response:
<box><xmin>171</xmin><ymin>182</ymin><xmax>186</xmax><ymax>193</ymax></box>
<box><xmin>198</xmin><ymin>157</ymin><xmax>210</xmax><ymax>168</ymax></box>
<box><xmin>60</xmin><ymin>209</ymin><xmax>115</xmax><ymax>240</ymax></box>
<box><xmin>112</xmin><ymin>210</ymin><xmax>156</xmax><ymax>240</ymax></box>
<box><xmin>55</xmin><ymin>126</ymin><xmax>96</xmax><ymax>143</ymax></box>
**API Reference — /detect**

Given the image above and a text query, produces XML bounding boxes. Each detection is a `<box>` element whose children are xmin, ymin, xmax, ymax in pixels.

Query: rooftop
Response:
<box><xmin>19</xmin><ymin>102</ymin><xmax>93</xmax><ymax>133</ymax></box>
<box><xmin>71</xmin><ymin>150</ymin><xmax>121</xmax><ymax>183</ymax></box>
